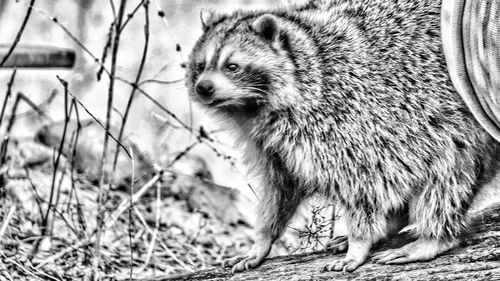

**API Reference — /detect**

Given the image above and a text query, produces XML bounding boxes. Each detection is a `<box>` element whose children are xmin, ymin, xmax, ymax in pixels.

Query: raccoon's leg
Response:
<box><xmin>372</xmin><ymin>238</ymin><xmax>458</xmax><ymax>264</ymax></box>
<box><xmin>373</xmin><ymin>181</ymin><xmax>470</xmax><ymax>264</ymax></box>
<box><xmin>223</xmin><ymin>185</ymin><xmax>304</xmax><ymax>272</ymax></box>
<box><xmin>325</xmin><ymin>210</ymin><xmax>406</xmax><ymax>254</ymax></box>
<box><xmin>323</xmin><ymin>210</ymin><xmax>388</xmax><ymax>272</ymax></box>
<box><xmin>326</xmin><ymin>235</ymin><xmax>348</xmax><ymax>253</ymax></box>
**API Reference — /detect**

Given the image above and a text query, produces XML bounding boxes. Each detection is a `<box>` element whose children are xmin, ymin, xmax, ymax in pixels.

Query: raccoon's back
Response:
<box><xmin>301</xmin><ymin>0</ymin><xmax>465</xmax><ymax>121</ymax></box>
<box><xmin>287</xmin><ymin>0</ymin><xmax>498</xmax><ymax>178</ymax></box>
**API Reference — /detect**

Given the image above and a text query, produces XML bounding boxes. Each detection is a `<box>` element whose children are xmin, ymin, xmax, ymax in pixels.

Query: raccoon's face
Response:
<box><xmin>186</xmin><ymin>13</ymin><xmax>295</xmax><ymax>114</ymax></box>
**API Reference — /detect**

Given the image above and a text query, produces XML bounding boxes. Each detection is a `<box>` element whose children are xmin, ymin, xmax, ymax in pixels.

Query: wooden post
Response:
<box><xmin>0</xmin><ymin>44</ymin><xmax>75</xmax><ymax>68</ymax></box>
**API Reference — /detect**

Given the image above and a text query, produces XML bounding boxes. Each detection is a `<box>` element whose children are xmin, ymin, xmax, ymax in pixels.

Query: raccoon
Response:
<box><xmin>186</xmin><ymin>0</ymin><xmax>500</xmax><ymax>273</ymax></box>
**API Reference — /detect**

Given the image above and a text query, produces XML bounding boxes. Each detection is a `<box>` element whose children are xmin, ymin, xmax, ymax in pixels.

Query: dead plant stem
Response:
<box><xmin>94</xmin><ymin>0</ymin><xmax>128</xmax><ymax>279</ymax></box>
<box><xmin>0</xmin><ymin>0</ymin><xmax>36</xmax><ymax>66</ymax></box>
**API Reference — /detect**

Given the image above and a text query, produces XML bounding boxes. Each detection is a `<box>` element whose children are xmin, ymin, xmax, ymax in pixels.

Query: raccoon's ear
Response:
<box><xmin>200</xmin><ymin>8</ymin><xmax>216</xmax><ymax>31</ymax></box>
<box><xmin>251</xmin><ymin>14</ymin><xmax>279</xmax><ymax>42</ymax></box>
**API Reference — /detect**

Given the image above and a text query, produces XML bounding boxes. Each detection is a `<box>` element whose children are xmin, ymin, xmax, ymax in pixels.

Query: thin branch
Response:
<box><xmin>137</xmin><ymin>78</ymin><xmax>184</xmax><ymax>87</ymax></box>
<box><xmin>0</xmin><ymin>206</ymin><xmax>16</xmax><ymax>240</ymax></box>
<box><xmin>55</xmin><ymin>76</ymin><xmax>131</xmax><ymax>158</ymax></box>
<box><xmin>36</xmin><ymin>82</ymin><xmax>71</xmax><ymax>254</ymax></box>
<box><xmin>0</xmin><ymin>0</ymin><xmax>36</xmax><ymax>66</ymax></box>
<box><xmin>34</xmin><ymin>240</ymin><xmax>92</xmax><ymax>270</ymax></box>
<box><xmin>94</xmin><ymin>0</ymin><xmax>128</xmax><ymax>278</ymax></box>
<box><xmin>132</xmin><ymin>206</ymin><xmax>193</xmax><ymax>272</ymax></box>
<box><xmin>151</xmin><ymin>0</ymin><xmax>184</xmax><ymax>60</ymax></box>
<box><xmin>0</xmin><ymin>69</ymin><xmax>17</xmax><ymax>128</ymax></box>
<box><xmin>139</xmin><ymin>179</ymin><xmax>161</xmax><ymax>273</ymax></box>
<box><xmin>119</xmin><ymin>0</ymin><xmax>148</xmax><ymax>33</ymax></box>
<box><xmin>4</xmin><ymin>89</ymin><xmax>57</xmax><ymax>121</ymax></box>
<box><xmin>112</xmin><ymin>0</ymin><xmax>149</xmax><ymax>178</ymax></box>
<box><xmin>24</xmin><ymin>167</ymin><xmax>46</xmax><ymax>225</ymax></box>
<box><xmin>108</xmin><ymin>0</ymin><xmax>117</xmax><ymax>19</ymax></box>
<box><xmin>6</xmin><ymin>92</ymin><xmax>53</xmax><ymax>122</ymax></box>
<box><xmin>67</xmin><ymin>100</ymin><xmax>87</xmax><ymax>239</ymax></box>
<box><xmin>0</xmin><ymin>93</ymin><xmax>22</xmax><ymax>166</ymax></box>
<box><xmin>105</xmin><ymin>173</ymin><xmax>160</xmax><ymax>230</ymax></box>
<box><xmin>96</xmin><ymin>22</ymin><xmax>115</xmax><ymax>81</ymax></box>
<box><xmin>128</xmin><ymin>148</ymin><xmax>135</xmax><ymax>280</ymax></box>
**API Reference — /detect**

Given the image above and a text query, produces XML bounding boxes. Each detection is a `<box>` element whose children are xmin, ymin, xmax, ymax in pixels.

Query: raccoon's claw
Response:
<box><xmin>322</xmin><ymin>257</ymin><xmax>364</xmax><ymax>273</ymax></box>
<box><xmin>223</xmin><ymin>238</ymin><xmax>272</xmax><ymax>273</ymax></box>
<box><xmin>372</xmin><ymin>239</ymin><xmax>457</xmax><ymax>264</ymax></box>
<box><xmin>230</xmin><ymin>254</ymin><xmax>266</xmax><ymax>272</ymax></box>
<box><xmin>372</xmin><ymin>249</ymin><xmax>409</xmax><ymax>264</ymax></box>
<box><xmin>323</xmin><ymin>236</ymin><xmax>371</xmax><ymax>272</ymax></box>
<box><xmin>222</xmin><ymin>255</ymin><xmax>247</xmax><ymax>268</ymax></box>
<box><xmin>326</xmin><ymin>235</ymin><xmax>348</xmax><ymax>253</ymax></box>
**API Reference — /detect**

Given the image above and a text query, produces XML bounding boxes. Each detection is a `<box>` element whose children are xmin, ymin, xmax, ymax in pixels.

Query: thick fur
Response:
<box><xmin>186</xmin><ymin>0</ymin><xmax>500</xmax><ymax>271</ymax></box>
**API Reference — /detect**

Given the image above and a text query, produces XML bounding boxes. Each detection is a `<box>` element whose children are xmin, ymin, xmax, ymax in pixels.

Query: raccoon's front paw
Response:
<box><xmin>323</xmin><ymin>236</ymin><xmax>372</xmax><ymax>272</ymax></box>
<box><xmin>326</xmin><ymin>235</ymin><xmax>348</xmax><ymax>253</ymax></box>
<box><xmin>222</xmin><ymin>253</ymin><xmax>264</xmax><ymax>272</ymax></box>
<box><xmin>372</xmin><ymin>238</ymin><xmax>457</xmax><ymax>264</ymax></box>
<box><xmin>222</xmin><ymin>239</ymin><xmax>272</xmax><ymax>273</ymax></box>
<box><xmin>322</xmin><ymin>256</ymin><xmax>365</xmax><ymax>272</ymax></box>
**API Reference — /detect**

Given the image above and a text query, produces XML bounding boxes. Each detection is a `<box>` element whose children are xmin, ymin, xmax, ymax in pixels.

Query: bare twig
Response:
<box><xmin>137</xmin><ymin>78</ymin><xmax>184</xmax><ymax>87</ymax></box>
<box><xmin>140</xmin><ymin>179</ymin><xmax>161</xmax><ymax>271</ymax></box>
<box><xmin>105</xmin><ymin>172</ymin><xmax>161</xmax><ymax>230</ymax></box>
<box><xmin>108</xmin><ymin>0</ymin><xmax>117</xmax><ymax>18</ymax></box>
<box><xmin>2</xmin><ymin>253</ymin><xmax>41</xmax><ymax>280</ymax></box>
<box><xmin>96</xmin><ymin>22</ymin><xmax>114</xmax><ymax>81</ymax></box>
<box><xmin>151</xmin><ymin>0</ymin><xmax>184</xmax><ymax>60</ymax></box>
<box><xmin>0</xmin><ymin>92</ymin><xmax>22</xmax><ymax>166</ymax></box>
<box><xmin>0</xmin><ymin>69</ymin><xmax>17</xmax><ymax>128</ymax></box>
<box><xmin>6</xmin><ymin>92</ymin><xmax>53</xmax><ymax>122</ymax></box>
<box><xmin>94</xmin><ymin>2</ymin><xmax>128</xmax><ymax>278</ymax></box>
<box><xmin>24</xmin><ymin>167</ymin><xmax>46</xmax><ymax>224</ymax></box>
<box><xmin>129</xmin><ymin>148</ymin><xmax>135</xmax><ymax>280</ymax></box>
<box><xmin>67</xmin><ymin>100</ymin><xmax>87</xmax><ymax>239</ymax></box>
<box><xmin>0</xmin><ymin>206</ymin><xmax>15</xmax><ymax>241</ymax></box>
<box><xmin>4</xmin><ymin>89</ymin><xmax>57</xmax><ymax>121</ymax></box>
<box><xmin>55</xmin><ymin>76</ymin><xmax>132</xmax><ymax>158</ymax></box>
<box><xmin>3</xmin><ymin>93</ymin><xmax>20</xmax><ymax>135</ymax></box>
<box><xmin>36</xmin><ymin>81</ymin><xmax>71</xmax><ymax>254</ymax></box>
<box><xmin>119</xmin><ymin>0</ymin><xmax>148</xmax><ymax>33</ymax></box>
<box><xmin>0</xmin><ymin>0</ymin><xmax>36</xmax><ymax>66</ymax></box>
<box><xmin>112</xmin><ymin>0</ymin><xmax>149</xmax><ymax>177</ymax></box>
<box><xmin>34</xmin><ymin>240</ymin><xmax>92</xmax><ymax>270</ymax></box>
<box><xmin>133</xmin><ymin>207</ymin><xmax>193</xmax><ymax>272</ymax></box>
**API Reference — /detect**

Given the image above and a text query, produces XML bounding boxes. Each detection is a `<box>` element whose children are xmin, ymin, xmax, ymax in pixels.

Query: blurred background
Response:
<box><xmin>0</xmin><ymin>0</ymin><xmax>287</xmax><ymax>198</ymax></box>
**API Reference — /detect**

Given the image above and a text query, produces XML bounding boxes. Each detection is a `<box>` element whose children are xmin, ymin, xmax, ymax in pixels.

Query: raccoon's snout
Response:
<box><xmin>195</xmin><ymin>80</ymin><xmax>215</xmax><ymax>100</ymax></box>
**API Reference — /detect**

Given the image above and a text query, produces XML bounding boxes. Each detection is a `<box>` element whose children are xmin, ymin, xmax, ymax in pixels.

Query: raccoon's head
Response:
<box><xmin>186</xmin><ymin>11</ymin><xmax>297</xmax><ymax>116</ymax></box>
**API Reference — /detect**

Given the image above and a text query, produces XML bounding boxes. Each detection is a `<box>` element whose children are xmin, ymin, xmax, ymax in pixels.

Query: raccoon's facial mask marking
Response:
<box><xmin>189</xmin><ymin>14</ymin><xmax>290</xmax><ymax>111</ymax></box>
<box><xmin>194</xmin><ymin>72</ymin><xmax>235</xmax><ymax>106</ymax></box>
<box><xmin>191</xmin><ymin>43</ymin><xmax>271</xmax><ymax>109</ymax></box>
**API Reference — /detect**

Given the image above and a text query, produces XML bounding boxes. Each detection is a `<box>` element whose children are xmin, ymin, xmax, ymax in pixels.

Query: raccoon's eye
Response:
<box><xmin>226</xmin><ymin>63</ymin><xmax>239</xmax><ymax>72</ymax></box>
<box><xmin>195</xmin><ymin>62</ymin><xmax>206</xmax><ymax>71</ymax></box>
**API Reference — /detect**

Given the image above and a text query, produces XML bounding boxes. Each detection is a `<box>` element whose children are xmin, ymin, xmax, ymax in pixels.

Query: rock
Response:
<box><xmin>167</xmin><ymin>155</ymin><xmax>250</xmax><ymax>226</ymax></box>
<box><xmin>34</xmin><ymin>120</ymin><xmax>155</xmax><ymax>189</ymax></box>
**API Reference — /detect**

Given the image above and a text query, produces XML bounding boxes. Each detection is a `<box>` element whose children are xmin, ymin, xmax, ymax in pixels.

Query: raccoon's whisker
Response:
<box><xmin>240</xmin><ymin>86</ymin><xmax>272</xmax><ymax>96</ymax></box>
<box><xmin>239</xmin><ymin>85</ymin><xmax>269</xmax><ymax>92</ymax></box>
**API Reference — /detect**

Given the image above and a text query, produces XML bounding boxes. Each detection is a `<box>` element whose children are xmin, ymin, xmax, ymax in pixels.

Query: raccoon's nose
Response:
<box><xmin>195</xmin><ymin>80</ymin><xmax>215</xmax><ymax>97</ymax></box>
